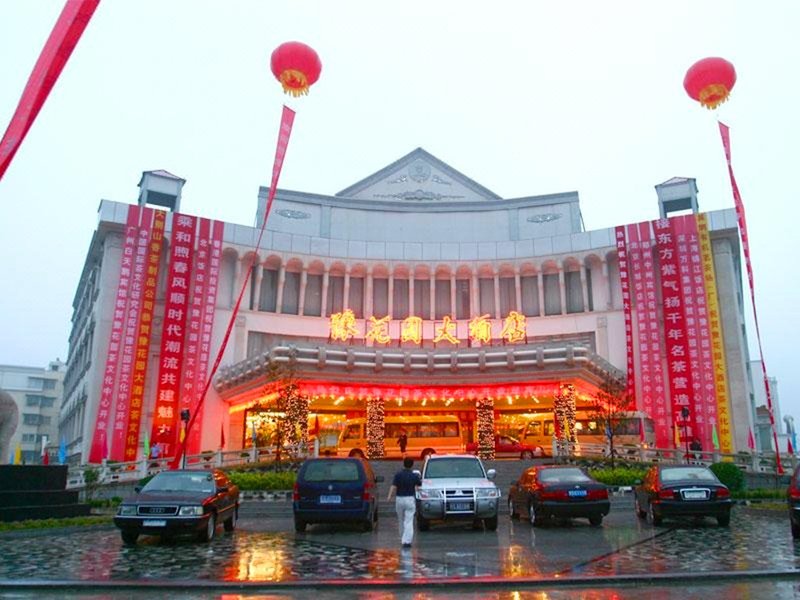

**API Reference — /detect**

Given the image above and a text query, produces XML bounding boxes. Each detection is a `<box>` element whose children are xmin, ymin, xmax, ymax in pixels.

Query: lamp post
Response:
<box><xmin>681</xmin><ymin>407</ymin><xmax>690</xmax><ymax>464</ymax></box>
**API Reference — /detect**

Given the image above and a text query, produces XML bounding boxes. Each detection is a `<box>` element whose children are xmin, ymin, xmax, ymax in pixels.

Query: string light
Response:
<box><xmin>476</xmin><ymin>397</ymin><xmax>495</xmax><ymax>460</ymax></box>
<box><xmin>366</xmin><ymin>396</ymin><xmax>385</xmax><ymax>458</ymax></box>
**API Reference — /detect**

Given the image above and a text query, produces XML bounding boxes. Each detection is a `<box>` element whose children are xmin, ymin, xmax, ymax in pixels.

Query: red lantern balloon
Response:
<box><xmin>683</xmin><ymin>57</ymin><xmax>736</xmax><ymax>110</ymax></box>
<box><xmin>270</xmin><ymin>41</ymin><xmax>322</xmax><ymax>97</ymax></box>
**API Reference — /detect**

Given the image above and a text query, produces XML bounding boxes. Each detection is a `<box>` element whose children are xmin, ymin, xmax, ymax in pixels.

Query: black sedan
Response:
<box><xmin>114</xmin><ymin>469</ymin><xmax>239</xmax><ymax>544</ymax></box>
<box><xmin>787</xmin><ymin>465</ymin><xmax>800</xmax><ymax>537</ymax></box>
<box><xmin>508</xmin><ymin>466</ymin><xmax>610</xmax><ymax>527</ymax></box>
<box><xmin>634</xmin><ymin>465</ymin><xmax>732</xmax><ymax>526</ymax></box>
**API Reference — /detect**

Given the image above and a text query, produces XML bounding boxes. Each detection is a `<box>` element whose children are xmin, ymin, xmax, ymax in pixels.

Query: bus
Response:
<box><xmin>520</xmin><ymin>411</ymin><xmax>655</xmax><ymax>456</ymax></box>
<box><xmin>337</xmin><ymin>415</ymin><xmax>464</xmax><ymax>459</ymax></box>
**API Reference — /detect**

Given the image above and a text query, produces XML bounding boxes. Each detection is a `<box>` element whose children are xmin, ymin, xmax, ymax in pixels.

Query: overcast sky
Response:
<box><xmin>1</xmin><ymin>2</ymin><xmax>798</xmax><ymax>423</ymax></box>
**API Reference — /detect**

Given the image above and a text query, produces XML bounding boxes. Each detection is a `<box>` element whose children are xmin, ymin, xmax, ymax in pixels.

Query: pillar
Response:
<box><xmin>298</xmin><ymin>268</ymin><xmax>308</xmax><ymax>316</ymax></box>
<box><xmin>275</xmin><ymin>264</ymin><xmax>287</xmax><ymax>314</ymax></box>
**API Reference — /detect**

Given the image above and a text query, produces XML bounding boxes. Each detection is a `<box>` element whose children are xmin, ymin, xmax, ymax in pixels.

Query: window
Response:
<box><xmin>414</xmin><ymin>279</ymin><xmax>430</xmax><ymax>318</ymax></box>
<box><xmin>23</xmin><ymin>414</ymin><xmax>41</xmax><ymax>426</ymax></box>
<box><xmin>326</xmin><ymin>275</ymin><xmax>345</xmax><ymax>315</ymax></box>
<box><xmin>585</xmin><ymin>268</ymin><xmax>594</xmax><ymax>311</ymax></box>
<box><xmin>373</xmin><ymin>278</ymin><xmax>388</xmax><ymax>316</ymax></box>
<box><xmin>479</xmin><ymin>278</ymin><xmax>495</xmax><ymax>315</ymax></box>
<box><xmin>435</xmin><ymin>279</ymin><xmax>451</xmax><ymax>319</ymax></box>
<box><xmin>520</xmin><ymin>275</ymin><xmax>540</xmax><ymax>316</ymax></box>
<box><xmin>342</xmin><ymin>424</ymin><xmax>362</xmax><ymax>441</ymax></box>
<box><xmin>543</xmin><ymin>273</ymin><xmax>561</xmax><ymax>315</ymax></box>
<box><xmin>22</xmin><ymin>434</ymin><xmax>35</xmax><ymax>443</ymax></box>
<box><xmin>303</xmin><ymin>460</ymin><xmax>360</xmax><ymax>482</ymax></box>
<box><xmin>304</xmin><ymin>274</ymin><xmax>322</xmax><ymax>316</ymax></box>
<box><xmin>259</xmin><ymin>268</ymin><xmax>278</xmax><ymax>312</ymax></box>
<box><xmin>393</xmin><ymin>279</ymin><xmax>409</xmax><ymax>319</ymax></box>
<box><xmin>455</xmin><ymin>279</ymin><xmax>471</xmax><ymax>319</ymax></box>
<box><xmin>565</xmin><ymin>271</ymin><xmax>584</xmax><ymax>313</ymax></box>
<box><xmin>499</xmin><ymin>277</ymin><xmax>516</xmax><ymax>314</ymax></box>
<box><xmin>26</xmin><ymin>395</ymin><xmax>40</xmax><ymax>407</ymax></box>
<box><xmin>281</xmin><ymin>271</ymin><xmax>301</xmax><ymax>315</ymax></box>
<box><xmin>349</xmin><ymin>277</ymin><xmax>365</xmax><ymax>318</ymax></box>
<box><xmin>43</xmin><ymin>380</ymin><xmax>56</xmax><ymax>390</ymax></box>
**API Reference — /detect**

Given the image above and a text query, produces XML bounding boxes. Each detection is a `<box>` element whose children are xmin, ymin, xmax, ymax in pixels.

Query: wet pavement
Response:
<box><xmin>1</xmin><ymin>502</ymin><xmax>800</xmax><ymax>596</ymax></box>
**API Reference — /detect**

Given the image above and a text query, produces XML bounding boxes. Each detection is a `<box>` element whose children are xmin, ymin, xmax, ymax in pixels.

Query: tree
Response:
<box><xmin>589</xmin><ymin>374</ymin><xmax>635</xmax><ymax>468</ymax></box>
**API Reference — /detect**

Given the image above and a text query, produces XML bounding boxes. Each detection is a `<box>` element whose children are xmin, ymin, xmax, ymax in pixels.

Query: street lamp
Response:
<box><xmin>681</xmin><ymin>407</ymin><xmax>690</xmax><ymax>464</ymax></box>
<box><xmin>180</xmin><ymin>409</ymin><xmax>190</xmax><ymax>469</ymax></box>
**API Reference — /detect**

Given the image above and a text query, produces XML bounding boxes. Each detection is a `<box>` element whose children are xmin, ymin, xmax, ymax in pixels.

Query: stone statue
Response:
<box><xmin>0</xmin><ymin>390</ymin><xmax>19</xmax><ymax>463</ymax></box>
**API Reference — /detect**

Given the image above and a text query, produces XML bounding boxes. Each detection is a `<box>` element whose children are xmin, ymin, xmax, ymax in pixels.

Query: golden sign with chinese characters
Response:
<box><xmin>328</xmin><ymin>311</ymin><xmax>530</xmax><ymax>345</ymax></box>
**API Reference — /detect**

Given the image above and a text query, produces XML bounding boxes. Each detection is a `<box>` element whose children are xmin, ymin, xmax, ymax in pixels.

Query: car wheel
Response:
<box><xmin>717</xmin><ymin>512</ymin><xmax>731</xmax><ymax>527</ymax></box>
<box><xmin>521</xmin><ymin>450</ymin><xmax>533</xmax><ymax>460</ymax></box>
<box><xmin>528</xmin><ymin>501</ymin><xmax>539</xmax><ymax>527</ymax></box>
<box><xmin>421</xmin><ymin>448</ymin><xmax>436</xmax><ymax>460</ymax></box>
<box><xmin>294</xmin><ymin>517</ymin><xmax>307</xmax><ymax>533</ymax></box>
<box><xmin>121</xmin><ymin>531</ymin><xmax>139</xmax><ymax>545</ymax></box>
<box><xmin>792</xmin><ymin>520</ymin><xmax>800</xmax><ymax>539</ymax></box>
<box><xmin>635</xmin><ymin>497</ymin><xmax>647</xmax><ymax>519</ymax></box>
<box><xmin>485</xmin><ymin>515</ymin><xmax>498</xmax><ymax>531</ymax></box>
<box><xmin>648</xmin><ymin>501</ymin><xmax>662</xmax><ymax>526</ymax></box>
<box><xmin>589</xmin><ymin>514</ymin><xmax>603</xmax><ymax>527</ymax></box>
<box><xmin>199</xmin><ymin>513</ymin><xmax>216</xmax><ymax>542</ymax></box>
<box><xmin>509</xmin><ymin>498</ymin><xmax>519</xmax><ymax>520</ymax></box>
<box><xmin>348</xmin><ymin>449</ymin><xmax>365</xmax><ymax>458</ymax></box>
<box><xmin>224</xmin><ymin>506</ymin><xmax>238</xmax><ymax>532</ymax></box>
<box><xmin>416</xmin><ymin>514</ymin><xmax>430</xmax><ymax>532</ymax></box>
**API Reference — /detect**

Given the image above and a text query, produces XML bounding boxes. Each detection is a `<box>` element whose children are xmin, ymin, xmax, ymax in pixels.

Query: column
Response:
<box><xmin>365</xmin><ymin>269</ymin><xmax>374</xmax><ymax>317</ymax></box>
<box><xmin>537</xmin><ymin>272</ymin><xmax>545</xmax><ymax>316</ymax></box>
<box><xmin>343</xmin><ymin>269</ymin><xmax>351</xmax><ymax>311</ymax></box>
<box><xmin>429</xmin><ymin>273</ymin><xmax>436</xmax><ymax>320</ymax></box>
<box><xmin>493</xmin><ymin>273</ymin><xmax>501</xmax><ymax>319</ymax></box>
<box><xmin>471</xmin><ymin>273</ymin><xmax>479</xmax><ymax>317</ymax></box>
<box><xmin>321</xmin><ymin>269</ymin><xmax>330</xmax><ymax>318</ymax></box>
<box><xmin>580</xmin><ymin>268</ymin><xmax>589</xmax><ymax>312</ymax></box>
<box><xmin>232</xmin><ymin>256</ymin><xmax>243</xmax><ymax>309</ymax></box>
<box><xmin>514</xmin><ymin>269</ymin><xmax>522</xmax><ymax>313</ymax></box>
<box><xmin>252</xmin><ymin>264</ymin><xmax>263</xmax><ymax>311</ymax></box>
<box><xmin>275</xmin><ymin>264</ymin><xmax>287</xmax><ymax>314</ymax></box>
<box><xmin>298</xmin><ymin>268</ymin><xmax>308</xmax><ymax>316</ymax></box>
<box><xmin>388</xmin><ymin>273</ymin><xmax>394</xmax><ymax>319</ymax></box>
<box><xmin>450</xmin><ymin>273</ymin><xmax>457</xmax><ymax>316</ymax></box>
<box><xmin>602</xmin><ymin>260</ymin><xmax>612</xmax><ymax>310</ymax></box>
<box><xmin>558</xmin><ymin>269</ymin><xmax>566</xmax><ymax>315</ymax></box>
<box><xmin>409</xmin><ymin>276</ymin><xmax>415</xmax><ymax>316</ymax></box>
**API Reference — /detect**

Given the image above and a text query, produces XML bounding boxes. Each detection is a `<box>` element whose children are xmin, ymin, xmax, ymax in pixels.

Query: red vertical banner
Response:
<box><xmin>88</xmin><ymin>205</ymin><xmax>140</xmax><ymax>463</ymax></box>
<box><xmin>615</xmin><ymin>226</ymin><xmax>635</xmax><ymax>401</ymax></box>
<box><xmin>187</xmin><ymin>219</ymin><xmax>223</xmax><ymax>455</ymax></box>
<box><xmin>627</xmin><ymin>224</ymin><xmax>647</xmax><ymax>410</ymax></box>
<box><xmin>653</xmin><ymin>217</ymin><xmax>697</xmax><ymax>447</ymax></box>
<box><xmin>638</xmin><ymin>222</ymin><xmax>669</xmax><ymax>447</ymax></box>
<box><xmin>122</xmin><ymin>209</ymin><xmax>165</xmax><ymax>461</ymax></box>
<box><xmin>150</xmin><ymin>214</ymin><xmax>197</xmax><ymax>458</ymax></box>
<box><xmin>0</xmin><ymin>0</ymin><xmax>100</xmax><ymax>181</ymax></box>
<box><xmin>719</xmin><ymin>122</ymin><xmax>782</xmax><ymax>471</ymax></box>
<box><xmin>178</xmin><ymin>218</ymin><xmax>210</xmax><ymax>457</ymax></box>
<box><xmin>110</xmin><ymin>207</ymin><xmax>154</xmax><ymax>460</ymax></box>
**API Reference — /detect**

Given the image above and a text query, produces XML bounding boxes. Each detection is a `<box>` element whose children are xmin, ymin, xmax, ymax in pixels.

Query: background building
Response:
<box><xmin>0</xmin><ymin>360</ymin><xmax>65</xmax><ymax>464</ymax></box>
<box><xmin>62</xmin><ymin>150</ymin><xmax>762</xmax><ymax>463</ymax></box>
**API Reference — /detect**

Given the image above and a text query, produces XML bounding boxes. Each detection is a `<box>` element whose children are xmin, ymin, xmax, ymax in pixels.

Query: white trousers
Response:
<box><xmin>395</xmin><ymin>496</ymin><xmax>416</xmax><ymax>545</ymax></box>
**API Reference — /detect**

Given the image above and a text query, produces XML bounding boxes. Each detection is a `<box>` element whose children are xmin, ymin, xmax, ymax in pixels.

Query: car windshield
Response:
<box><xmin>142</xmin><ymin>471</ymin><xmax>215</xmax><ymax>494</ymax></box>
<box><xmin>425</xmin><ymin>458</ymin><xmax>485</xmax><ymax>479</ymax></box>
<box><xmin>660</xmin><ymin>467</ymin><xmax>718</xmax><ymax>483</ymax></box>
<box><xmin>538</xmin><ymin>468</ymin><xmax>592</xmax><ymax>484</ymax></box>
<box><xmin>303</xmin><ymin>460</ymin><xmax>361</xmax><ymax>482</ymax></box>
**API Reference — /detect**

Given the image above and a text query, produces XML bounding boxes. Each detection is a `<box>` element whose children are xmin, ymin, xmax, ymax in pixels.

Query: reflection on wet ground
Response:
<box><xmin>0</xmin><ymin>507</ymin><xmax>798</xmax><ymax>585</ymax></box>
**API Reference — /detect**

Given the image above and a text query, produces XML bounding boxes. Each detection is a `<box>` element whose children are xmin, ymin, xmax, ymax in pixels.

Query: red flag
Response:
<box><xmin>310</xmin><ymin>415</ymin><xmax>320</xmax><ymax>437</ymax></box>
<box><xmin>42</xmin><ymin>450</ymin><xmax>49</xmax><ymax>465</ymax></box>
<box><xmin>789</xmin><ymin>437</ymin><xmax>794</xmax><ymax>456</ymax></box>
<box><xmin>0</xmin><ymin>0</ymin><xmax>100</xmax><ymax>181</ymax></box>
<box><xmin>220</xmin><ymin>423</ymin><xmax>226</xmax><ymax>449</ymax></box>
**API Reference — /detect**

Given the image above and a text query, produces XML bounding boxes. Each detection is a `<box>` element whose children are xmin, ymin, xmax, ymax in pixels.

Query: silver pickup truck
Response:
<box><xmin>415</xmin><ymin>454</ymin><xmax>500</xmax><ymax>531</ymax></box>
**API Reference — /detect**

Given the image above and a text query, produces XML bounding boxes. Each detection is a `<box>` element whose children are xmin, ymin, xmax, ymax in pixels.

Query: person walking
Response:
<box><xmin>387</xmin><ymin>456</ymin><xmax>421</xmax><ymax>549</ymax></box>
<box><xmin>397</xmin><ymin>429</ymin><xmax>408</xmax><ymax>455</ymax></box>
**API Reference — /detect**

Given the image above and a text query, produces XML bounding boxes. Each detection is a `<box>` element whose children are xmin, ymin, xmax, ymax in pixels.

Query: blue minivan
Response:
<box><xmin>293</xmin><ymin>457</ymin><xmax>383</xmax><ymax>532</ymax></box>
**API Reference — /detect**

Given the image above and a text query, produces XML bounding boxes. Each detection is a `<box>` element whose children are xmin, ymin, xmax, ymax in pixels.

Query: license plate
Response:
<box><xmin>142</xmin><ymin>519</ymin><xmax>167</xmax><ymax>527</ymax></box>
<box><xmin>450</xmin><ymin>502</ymin><xmax>471</xmax><ymax>511</ymax></box>
<box><xmin>319</xmin><ymin>495</ymin><xmax>341</xmax><ymax>504</ymax></box>
<box><xmin>683</xmin><ymin>490</ymin><xmax>707</xmax><ymax>500</ymax></box>
<box><xmin>568</xmin><ymin>489</ymin><xmax>587</xmax><ymax>497</ymax></box>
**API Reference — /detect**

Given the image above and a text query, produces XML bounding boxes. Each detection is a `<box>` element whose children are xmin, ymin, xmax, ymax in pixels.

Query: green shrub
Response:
<box><xmin>0</xmin><ymin>516</ymin><xmax>112</xmax><ymax>532</ymax></box>
<box><xmin>227</xmin><ymin>470</ymin><xmax>296</xmax><ymax>491</ymax></box>
<box><xmin>731</xmin><ymin>488</ymin><xmax>785</xmax><ymax>500</ymax></box>
<box><xmin>87</xmin><ymin>497</ymin><xmax>122</xmax><ymax>509</ymax></box>
<box><xmin>588</xmin><ymin>466</ymin><xmax>649</xmax><ymax>486</ymax></box>
<box><xmin>710</xmin><ymin>462</ymin><xmax>745</xmax><ymax>491</ymax></box>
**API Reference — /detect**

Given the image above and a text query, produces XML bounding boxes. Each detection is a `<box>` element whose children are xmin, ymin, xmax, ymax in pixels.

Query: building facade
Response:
<box><xmin>62</xmin><ymin>150</ymin><xmax>762</xmax><ymax>463</ymax></box>
<box><xmin>0</xmin><ymin>360</ymin><xmax>65</xmax><ymax>464</ymax></box>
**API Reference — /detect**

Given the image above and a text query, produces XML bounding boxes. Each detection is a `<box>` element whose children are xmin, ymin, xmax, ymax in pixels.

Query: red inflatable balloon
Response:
<box><xmin>683</xmin><ymin>57</ymin><xmax>736</xmax><ymax>110</ymax></box>
<box><xmin>271</xmin><ymin>41</ymin><xmax>322</xmax><ymax>97</ymax></box>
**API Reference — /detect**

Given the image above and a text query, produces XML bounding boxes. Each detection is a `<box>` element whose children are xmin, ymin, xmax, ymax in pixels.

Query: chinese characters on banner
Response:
<box><xmin>151</xmin><ymin>214</ymin><xmax>197</xmax><ymax>457</ymax></box>
<box><xmin>88</xmin><ymin>205</ymin><xmax>140</xmax><ymax>463</ymax></box>
<box><xmin>653</xmin><ymin>217</ymin><xmax>698</xmax><ymax>446</ymax></box>
<box><xmin>329</xmin><ymin>310</ymin><xmax>529</xmax><ymax>345</ymax></box>
<box><xmin>110</xmin><ymin>207</ymin><xmax>155</xmax><ymax>461</ymax></box>
<box><xmin>697</xmin><ymin>214</ymin><xmax>734</xmax><ymax>452</ymax></box>
<box><xmin>675</xmin><ymin>215</ymin><xmax>718</xmax><ymax>452</ymax></box>
<box><xmin>615</xmin><ymin>226</ymin><xmax>636</xmax><ymax>401</ymax></box>
<box><xmin>120</xmin><ymin>209</ymin><xmax>165</xmax><ymax>461</ymax></box>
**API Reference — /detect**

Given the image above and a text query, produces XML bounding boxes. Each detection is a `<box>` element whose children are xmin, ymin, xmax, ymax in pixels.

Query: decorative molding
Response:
<box><xmin>387</xmin><ymin>175</ymin><xmax>407</xmax><ymax>184</ymax></box>
<box><xmin>408</xmin><ymin>160</ymin><xmax>431</xmax><ymax>182</ymax></box>
<box><xmin>527</xmin><ymin>213</ymin><xmax>562</xmax><ymax>223</ymax></box>
<box><xmin>276</xmin><ymin>209</ymin><xmax>311</xmax><ymax>220</ymax></box>
<box><xmin>432</xmin><ymin>175</ymin><xmax>452</xmax><ymax>186</ymax></box>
